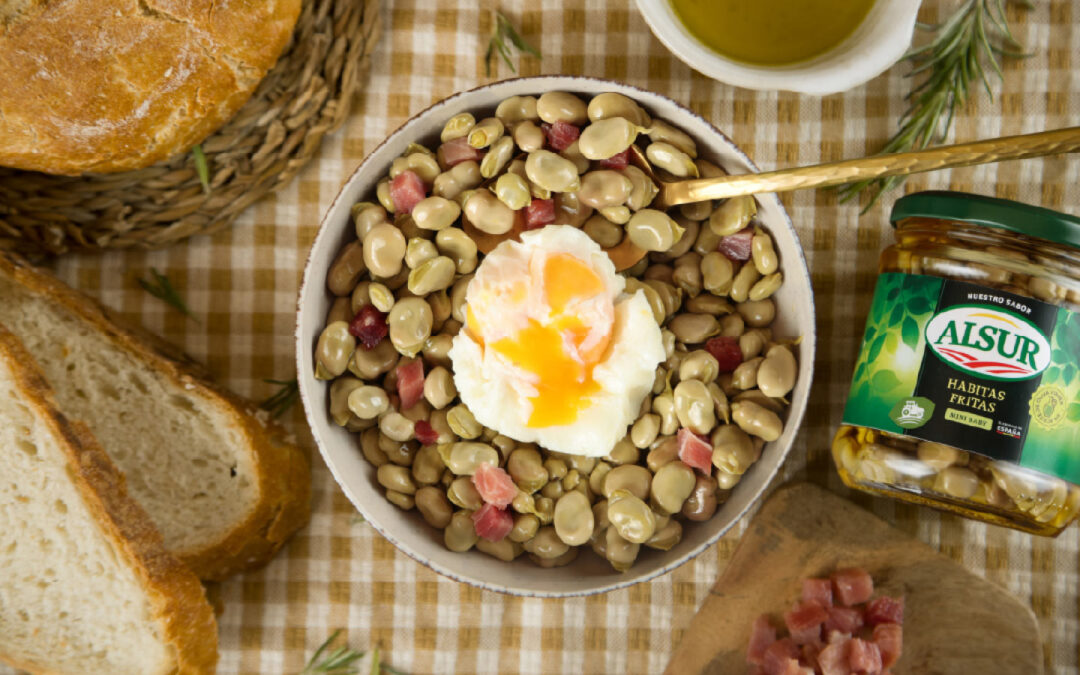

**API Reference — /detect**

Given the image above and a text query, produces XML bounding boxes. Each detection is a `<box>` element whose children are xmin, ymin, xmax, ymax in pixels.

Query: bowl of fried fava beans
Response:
<box><xmin>297</xmin><ymin>76</ymin><xmax>816</xmax><ymax>596</ymax></box>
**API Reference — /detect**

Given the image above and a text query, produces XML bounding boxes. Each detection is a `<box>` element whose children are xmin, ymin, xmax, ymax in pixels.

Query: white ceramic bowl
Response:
<box><xmin>297</xmin><ymin>76</ymin><xmax>816</xmax><ymax>596</ymax></box>
<box><xmin>633</xmin><ymin>0</ymin><xmax>921</xmax><ymax>95</ymax></box>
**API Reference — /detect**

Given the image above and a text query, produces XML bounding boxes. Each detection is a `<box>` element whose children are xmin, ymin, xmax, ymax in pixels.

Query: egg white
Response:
<box><xmin>449</xmin><ymin>226</ymin><xmax>665</xmax><ymax>457</ymax></box>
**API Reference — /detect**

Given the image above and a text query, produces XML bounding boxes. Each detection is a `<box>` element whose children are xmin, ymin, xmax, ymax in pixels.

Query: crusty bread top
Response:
<box><xmin>0</xmin><ymin>252</ymin><xmax>312</xmax><ymax>581</ymax></box>
<box><xmin>0</xmin><ymin>0</ymin><xmax>301</xmax><ymax>174</ymax></box>
<box><xmin>0</xmin><ymin>326</ymin><xmax>218</xmax><ymax>675</ymax></box>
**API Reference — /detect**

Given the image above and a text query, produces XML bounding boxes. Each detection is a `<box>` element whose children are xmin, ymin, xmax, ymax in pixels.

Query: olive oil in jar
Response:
<box><xmin>669</xmin><ymin>0</ymin><xmax>876</xmax><ymax>66</ymax></box>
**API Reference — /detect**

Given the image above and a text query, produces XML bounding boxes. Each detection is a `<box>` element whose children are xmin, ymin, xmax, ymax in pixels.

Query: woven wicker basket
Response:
<box><xmin>0</xmin><ymin>0</ymin><xmax>380</xmax><ymax>257</ymax></box>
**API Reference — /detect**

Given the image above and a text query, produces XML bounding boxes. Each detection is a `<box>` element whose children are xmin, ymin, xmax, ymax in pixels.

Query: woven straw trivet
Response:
<box><xmin>0</xmin><ymin>0</ymin><xmax>380</xmax><ymax>257</ymax></box>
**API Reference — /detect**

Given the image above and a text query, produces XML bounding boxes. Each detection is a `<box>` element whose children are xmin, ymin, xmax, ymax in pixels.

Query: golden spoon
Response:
<box><xmin>467</xmin><ymin>126</ymin><xmax>1080</xmax><ymax>270</ymax></box>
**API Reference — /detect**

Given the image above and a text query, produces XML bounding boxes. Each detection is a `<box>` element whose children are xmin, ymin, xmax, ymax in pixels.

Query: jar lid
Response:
<box><xmin>890</xmin><ymin>190</ymin><xmax>1080</xmax><ymax>250</ymax></box>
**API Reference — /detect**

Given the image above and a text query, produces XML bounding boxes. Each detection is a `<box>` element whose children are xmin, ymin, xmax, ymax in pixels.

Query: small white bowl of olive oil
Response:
<box><xmin>634</xmin><ymin>0</ymin><xmax>921</xmax><ymax>95</ymax></box>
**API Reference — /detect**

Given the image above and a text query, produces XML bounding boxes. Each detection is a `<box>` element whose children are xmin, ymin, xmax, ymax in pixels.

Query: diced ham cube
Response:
<box><xmin>784</xmin><ymin>601</ymin><xmax>828</xmax><ymax>645</ymax></box>
<box><xmin>816</xmin><ymin>638</ymin><xmax>850</xmax><ymax>675</ymax></box>
<box><xmin>348</xmin><ymin>304</ymin><xmax>389</xmax><ymax>349</ymax></box>
<box><xmin>832</xmin><ymin>567</ymin><xmax>874</xmax><ymax>606</ymax></box>
<box><xmin>438</xmin><ymin>137</ymin><xmax>482</xmax><ymax>167</ymax></box>
<box><xmin>718</xmin><ymin>226</ymin><xmax>754</xmax><ymax>261</ymax></box>
<box><xmin>471</xmin><ymin>502</ymin><xmax>513</xmax><ymax>542</ymax></box>
<box><xmin>390</xmin><ymin>170</ymin><xmax>427</xmax><ymax>214</ymax></box>
<box><xmin>472</xmin><ymin>462</ymin><xmax>518</xmax><ymax>508</ymax></box>
<box><xmin>677</xmin><ymin>428</ymin><xmax>712</xmax><ymax>475</ymax></box>
<box><xmin>542</xmin><ymin>121</ymin><xmax>580</xmax><ymax>151</ymax></box>
<box><xmin>802</xmin><ymin>578</ymin><xmax>833</xmax><ymax>608</ymax></box>
<box><xmin>872</xmin><ymin>624</ymin><xmax>903</xmax><ymax>668</ymax></box>
<box><xmin>705</xmin><ymin>336</ymin><xmax>743</xmax><ymax>372</ymax></box>
<box><xmin>524</xmin><ymin>198</ymin><xmax>556</xmax><ymax>230</ymax></box>
<box><xmin>747</xmin><ymin>615</ymin><xmax>777</xmax><ymax>665</ymax></box>
<box><xmin>847</xmin><ymin>638</ymin><xmax>883</xmax><ymax>675</ymax></box>
<box><xmin>762</xmin><ymin>638</ymin><xmax>800</xmax><ymax>675</ymax></box>
<box><xmin>801</xmin><ymin>642</ymin><xmax>823</xmax><ymax>671</ymax></box>
<box><xmin>414</xmin><ymin>420</ymin><xmax>439</xmax><ymax>445</ymax></box>
<box><xmin>599</xmin><ymin>149</ymin><xmax>630</xmax><ymax>169</ymax></box>
<box><xmin>865</xmin><ymin>596</ymin><xmax>904</xmax><ymax>626</ymax></box>
<box><xmin>824</xmin><ymin>605</ymin><xmax>864</xmax><ymax>635</ymax></box>
<box><xmin>395</xmin><ymin>359</ymin><xmax>425</xmax><ymax>410</ymax></box>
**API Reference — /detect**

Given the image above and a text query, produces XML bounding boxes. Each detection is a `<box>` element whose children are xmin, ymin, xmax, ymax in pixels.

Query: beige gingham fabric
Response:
<box><xmin>3</xmin><ymin>0</ymin><xmax>1079</xmax><ymax>673</ymax></box>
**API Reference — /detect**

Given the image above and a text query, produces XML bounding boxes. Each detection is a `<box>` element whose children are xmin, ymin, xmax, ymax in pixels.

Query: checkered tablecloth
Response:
<box><xmin>7</xmin><ymin>0</ymin><xmax>1080</xmax><ymax>673</ymax></box>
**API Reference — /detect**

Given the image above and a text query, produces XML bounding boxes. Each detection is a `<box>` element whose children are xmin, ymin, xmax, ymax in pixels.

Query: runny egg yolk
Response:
<box><xmin>468</xmin><ymin>252</ymin><xmax>614</xmax><ymax>428</ymax></box>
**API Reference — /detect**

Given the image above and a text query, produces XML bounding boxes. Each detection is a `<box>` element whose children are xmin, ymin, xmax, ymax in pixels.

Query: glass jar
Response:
<box><xmin>833</xmin><ymin>191</ymin><xmax>1080</xmax><ymax>536</ymax></box>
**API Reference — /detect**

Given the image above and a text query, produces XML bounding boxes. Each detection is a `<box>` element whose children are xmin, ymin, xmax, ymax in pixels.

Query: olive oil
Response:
<box><xmin>669</xmin><ymin>0</ymin><xmax>876</xmax><ymax>66</ymax></box>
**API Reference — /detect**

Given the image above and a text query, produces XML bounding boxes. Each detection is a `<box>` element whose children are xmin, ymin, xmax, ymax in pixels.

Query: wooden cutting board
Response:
<box><xmin>665</xmin><ymin>482</ymin><xmax>1043</xmax><ymax>675</ymax></box>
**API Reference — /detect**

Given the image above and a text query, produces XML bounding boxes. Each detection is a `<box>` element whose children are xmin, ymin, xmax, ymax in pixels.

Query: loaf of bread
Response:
<box><xmin>0</xmin><ymin>325</ymin><xmax>218</xmax><ymax>675</ymax></box>
<box><xmin>0</xmin><ymin>253</ymin><xmax>312</xmax><ymax>580</ymax></box>
<box><xmin>0</xmin><ymin>0</ymin><xmax>301</xmax><ymax>174</ymax></box>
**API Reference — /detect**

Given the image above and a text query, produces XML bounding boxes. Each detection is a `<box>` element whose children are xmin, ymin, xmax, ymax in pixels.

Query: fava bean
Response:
<box><xmin>650</xmin><ymin>461</ymin><xmax>696</xmax><ymax>515</ymax></box>
<box><xmin>587</xmin><ymin>92</ymin><xmax>651</xmax><ymax>127</ymax></box>
<box><xmin>652</xmin><ymin>394</ymin><xmax>679</xmax><ymax>436</ymax></box>
<box><xmin>645</xmin><ymin>518</ymin><xmax>682</xmax><ymax>551</ymax></box>
<box><xmin>622</xmin><ymin>165</ymin><xmax>658</xmax><ymax>211</ymax></box>
<box><xmin>477</xmin><ymin>538</ymin><xmax>524</xmax><ymax>561</ymax></box>
<box><xmin>731</xmin><ymin>400</ymin><xmax>782</xmax><ymax>442</ymax></box>
<box><xmin>731</xmin><ymin>357</ymin><xmax>763</xmax><ymax>390</ymax></box>
<box><xmin>464</xmin><ymin>189</ymin><xmax>516</xmax><ymax>235</ymax></box>
<box><xmin>378</xmin><ymin>464</ymin><xmax>417</xmax><ymax>495</ymax></box>
<box><xmin>422</xmin><ymin>366</ymin><xmax>457</xmax><ymax>409</ymax></box>
<box><xmin>749</xmin><ymin>272</ymin><xmax>783</xmax><ymax>301</ymax></box>
<box><xmin>718</xmin><ymin>313</ymin><xmax>745</xmax><ymax>338</ymax></box>
<box><xmin>674</xmin><ymin>379</ymin><xmax>717</xmax><ymax>435</ymax></box>
<box><xmin>388</xmin><ymin>297</ymin><xmax>433</xmax><ymax>357</ymax></box>
<box><xmin>603</xmin><ymin>464</ymin><xmax>652</xmax><ymax>501</ymax></box>
<box><xmin>411</xmin><ymin>196</ymin><xmax>461</xmax><ymax>232</ymax></box>
<box><xmin>553</xmin><ymin>491</ymin><xmax>594</xmax><ymax>546</ymax></box>
<box><xmin>605</xmin><ymin>527</ymin><xmax>640</xmax><ymax>572</ymax></box>
<box><xmin>578</xmin><ymin>117</ymin><xmax>639</xmax><ymax>160</ymax></box>
<box><xmin>508</xmin><ymin>447</ymin><xmax>549</xmax><ymax>493</ymax></box>
<box><xmin>511</xmin><ymin>120</ymin><xmax>545</xmax><ymax>153</ymax></box>
<box><xmin>363</xmin><ymin>223</ymin><xmax>407</xmax><ymax>279</ymax></box>
<box><xmin>679</xmin><ymin>350</ymin><xmax>720</xmax><ymax>383</ymax></box>
<box><xmin>709</xmin><ymin>196</ymin><xmax>757</xmax><ymax>237</ymax></box>
<box><xmin>441</xmin><ymin>113</ymin><xmax>476</xmax><ymax>142</ymax></box>
<box><xmin>668</xmin><ymin>313</ymin><xmax>721</xmax><ymax>344</ymax></box>
<box><xmin>583</xmin><ymin>214</ymin><xmax>624</xmax><ymax>249</ymax></box>
<box><xmin>352</xmin><ymin>202</ymin><xmax>390</xmax><ymax>240</ymax></box>
<box><xmin>379</xmin><ymin>412</ymin><xmax>415</xmax><ymax>443</ymax></box>
<box><xmin>445</xmin><ymin>509</ymin><xmax>479</xmax><ymax>551</ymax></box>
<box><xmin>404</xmin><ymin>238</ymin><xmax>438</xmax><ymax>270</ymax></box>
<box><xmin>685</xmin><ymin>293</ymin><xmax>733</xmax><ymax>315</ymax></box>
<box><xmin>391</xmin><ymin>153</ymin><xmax>441</xmax><ymax>184</ymax></box>
<box><xmin>646</xmin><ymin>436</ymin><xmax>679</xmax><ymax>472</ymax></box>
<box><xmin>682</xmin><ymin>475</ymin><xmax>719</xmax><ymax>521</ymax></box>
<box><xmin>711</xmin><ymin>424</ymin><xmax>756</xmax><ymax>474</ymax></box>
<box><xmin>481</xmin><ymin>135</ymin><xmax>515</xmax><ymax>178</ymax></box>
<box><xmin>757</xmin><ymin>345</ymin><xmax>796</xmax><ymax>398</ymax></box>
<box><xmin>468</xmin><ymin>117</ymin><xmax>504</xmax><ymax>149</ymax></box>
<box><xmin>509</xmin><ymin>513</ymin><xmax>540</xmax><ymax>543</ymax></box>
<box><xmin>646</xmin><ymin>119</ymin><xmax>697</xmax><ymax>157</ymax></box>
<box><xmin>443</xmin><ymin>442</ymin><xmax>498</xmax><ymax>475</ymax></box>
<box><xmin>495</xmin><ymin>95</ymin><xmax>539</xmax><ymax>124</ymax></box>
<box><xmin>578</xmin><ymin>170</ymin><xmax>633</xmax><ymax>209</ymax></box>
<box><xmin>752</xmin><ymin>231</ymin><xmax>779</xmax><ymax>275</ymax></box>
<box><xmin>448</xmin><ymin>477</ymin><xmax>483</xmax><ymax>510</ymax></box>
<box><xmin>630</xmin><ymin>414</ymin><xmax>661</xmax><ymax>449</ymax></box>
<box><xmin>737</xmin><ymin>299</ymin><xmax>776</xmax><ymax>328</ymax></box>
<box><xmin>432</xmin><ymin>161</ymin><xmax>482</xmax><ymax>201</ymax></box>
<box><xmin>536</xmin><ymin>91</ymin><xmax>588</xmax><ymax>125</ymax></box>
<box><xmin>412</xmin><ymin>444</ymin><xmax>446</xmax><ymax>485</ymax></box>
<box><xmin>327</xmin><ymin>240</ymin><xmax>367</xmax><ymax>296</ymax></box>
<box><xmin>626</xmin><ymin>209</ymin><xmax>684</xmax><ymax>252</ymax></box>
<box><xmin>525</xmin><ymin>149</ymin><xmax>581</xmax><ymax>193</ymax></box>
<box><xmin>327</xmin><ymin>296</ymin><xmax>353</xmax><ymax>325</ymax></box>
<box><xmin>315</xmin><ymin>321</ymin><xmax>355</xmax><ymax>379</ymax></box>
<box><xmin>349</xmin><ymin>339</ymin><xmax>399</xmax><ymax>379</ymax></box>
<box><xmin>607</xmin><ymin>490</ymin><xmax>656</xmax><ymax>544</ymax></box>
<box><xmin>935</xmin><ymin>466</ymin><xmax>980</xmax><ymax>499</ymax></box>
<box><xmin>347</xmin><ymin>385</ymin><xmax>390</xmax><ymax>420</ymax></box>
<box><xmin>646</xmin><ymin>141</ymin><xmax>698</xmax><ymax>178</ymax></box>
<box><xmin>408</xmin><ymin>256</ymin><xmax>456</xmax><ymax>295</ymax></box>
<box><xmin>917</xmin><ymin>441</ymin><xmax>965</xmax><ymax>471</ymax></box>
<box><xmin>329</xmin><ymin>377</ymin><xmax>364</xmax><ymax>427</ymax></box>
<box><xmin>416</xmin><ymin>487</ymin><xmax>453</xmax><ymax>528</ymax></box>
<box><xmin>446</xmin><ymin>403</ymin><xmax>481</xmax><ymax>439</ymax></box>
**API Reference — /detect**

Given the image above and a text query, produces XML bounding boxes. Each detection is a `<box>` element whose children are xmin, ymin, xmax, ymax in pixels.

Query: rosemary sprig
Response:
<box><xmin>138</xmin><ymin>268</ymin><xmax>199</xmax><ymax>322</ymax></box>
<box><xmin>259</xmin><ymin>378</ymin><xmax>299</xmax><ymax>418</ymax></box>
<box><xmin>839</xmin><ymin>0</ymin><xmax>1031</xmax><ymax>209</ymax></box>
<box><xmin>485</xmin><ymin>11</ymin><xmax>541</xmax><ymax>77</ymax></box>
<box><xmin>300</xmin><ymin>630</ymin><xmax>364</xmax><ymax>675</ymax></box>
<box><xmin>299</xmin><ymin>630</ymin><xmax>406</xmax><ymax>675</ymax></box>
<box><xmin>192</xmin><ymin>144</ymin><xmax>211</xmax><ymax>193</ymax></box>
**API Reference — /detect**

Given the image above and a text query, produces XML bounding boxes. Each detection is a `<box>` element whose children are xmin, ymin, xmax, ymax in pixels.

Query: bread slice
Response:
<box><xmin>0</xmin><ymin>326</ymin><xmax>218</xmax><ymax>675</ymax></box>
<box><xmin>0</xmin><ymin>253</ymin><xmax>311</xmax><ymax>580</ymax></box>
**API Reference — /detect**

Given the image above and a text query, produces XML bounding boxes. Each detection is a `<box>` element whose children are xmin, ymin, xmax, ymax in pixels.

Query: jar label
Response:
<box><xmin>842</xmin><ymin>272</ymin><xmax>1080</xmax><ymax>484</ymax></box>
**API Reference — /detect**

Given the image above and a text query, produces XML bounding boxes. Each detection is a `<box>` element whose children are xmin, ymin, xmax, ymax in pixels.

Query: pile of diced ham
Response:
<box><xmin>747</xmin><ymin>568</ymin><xmax>904</xmax><ymax>675</ymax></box>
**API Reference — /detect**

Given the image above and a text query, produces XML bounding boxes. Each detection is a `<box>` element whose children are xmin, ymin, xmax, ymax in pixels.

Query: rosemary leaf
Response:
<box><xmin>485</xmin><ymin>11</ymin><xmax>541</xmax><ymax>77</ymax></box>
<box><xmin>839</xmin><ymin>0</ymin><xmax>1031</xmax><ymax>209</ymax></box>
<box><xmin>259</xmin><ymin>378</ymin><xmax>299</xmax><ymax>419</ymax></box>
<box><xmin>192</xmin><ymin>144</ymin><xmax>211</xmax><ymax>194</ymax></box>
<box><xmin>138</xmin><ymin>268</ymin><xmax>198</xmax><ymax>322</ymax></box>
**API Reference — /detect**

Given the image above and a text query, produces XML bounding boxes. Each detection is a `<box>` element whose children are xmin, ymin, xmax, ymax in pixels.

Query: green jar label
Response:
<box><xmin>842</xmin><ymin>272</ymin><xmax>1080</xmax><ymax>484</ymax></box>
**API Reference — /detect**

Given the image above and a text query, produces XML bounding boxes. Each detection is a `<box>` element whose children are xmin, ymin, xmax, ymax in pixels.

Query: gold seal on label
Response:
<box><xmin>1029</xmin><ymin>385</ymin><xmax>1068</xmax><ymax>430</ymax></box>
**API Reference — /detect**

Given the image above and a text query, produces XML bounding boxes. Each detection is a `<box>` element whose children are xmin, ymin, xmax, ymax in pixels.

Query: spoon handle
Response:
<box><xmin>663</xmin><ymin>126</ymin><xmax>1080</xmax><ymax>205</ymax></box>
